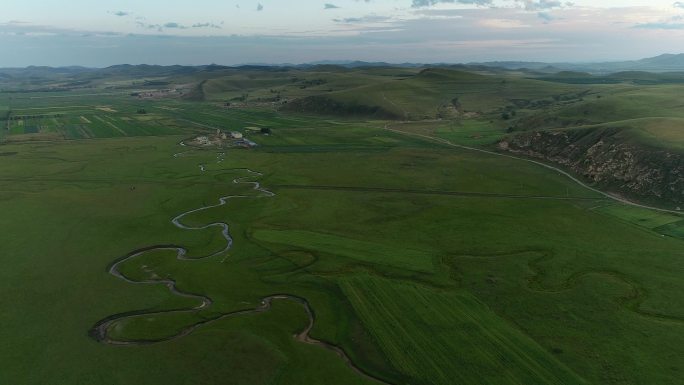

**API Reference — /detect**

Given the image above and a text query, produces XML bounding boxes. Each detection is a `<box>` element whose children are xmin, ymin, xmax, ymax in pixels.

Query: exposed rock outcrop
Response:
<box><xmin>499</xmin><ymin>127</ymin><xmax>684</xmax><ymax>206</ymax></box>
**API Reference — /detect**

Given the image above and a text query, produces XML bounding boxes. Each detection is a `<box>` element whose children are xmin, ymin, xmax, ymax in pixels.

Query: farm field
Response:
<box><xmin>1</xmin><ymin>67</ymin><xmax>684</xmax><ymax>385</ymax></box>
<box><xmin>339</xmin><ymin>276</ymin><xmax>584</xmax><ymax>385</ymax></box>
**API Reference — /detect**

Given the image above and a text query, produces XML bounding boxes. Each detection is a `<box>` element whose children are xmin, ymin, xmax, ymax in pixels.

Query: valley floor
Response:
<box><xmin>1</xmin><ymin>96</ymin><xmax>683</xmax><ymax>384</ymax></box>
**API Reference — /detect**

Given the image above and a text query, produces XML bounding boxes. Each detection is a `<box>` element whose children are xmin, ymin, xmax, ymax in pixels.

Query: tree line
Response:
<box><xmin>7</xmin><ymin>113</ymin><xmax>64</xmax><ymax>120</ymax></box>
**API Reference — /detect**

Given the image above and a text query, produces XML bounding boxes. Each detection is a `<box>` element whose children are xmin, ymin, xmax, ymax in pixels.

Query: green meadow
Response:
<box><xmin>1</xmin><ymin>67</ymin><xmax>684</xmax><ymax>384</ymax></box>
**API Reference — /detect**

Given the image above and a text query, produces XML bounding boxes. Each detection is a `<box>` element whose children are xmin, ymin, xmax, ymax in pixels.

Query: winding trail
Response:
<box><xmin>384</xmin><ymin>124</ymin><xmax>684</xmax><ymax>216</ymax></box>
<box><xmin>382</xmin><ymin>92</ymin><xmax>408</xmax><ymax>120</ymax></box>
<box><xmin>90</xmin><ymin>159</ymin><xmax>391</xmax><ymax>384</ymax></box>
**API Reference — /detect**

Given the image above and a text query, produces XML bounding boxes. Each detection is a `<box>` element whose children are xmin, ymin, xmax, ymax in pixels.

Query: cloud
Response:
<box><xmin>410</xmin><ymin>9</ymin><xmax>465</xmax><ymax>20</ymax></box>
<box><xmin>411</xmin><ymin>0</ymin><xmax>493</xmax><ymax>8</ymax></box>
<box><xmin>257</xmin><ymin>3</ymin><xmax>264</xmax><ymax>11</ymax></box>
<box><xmin>135</xmin><ymin>21</ymin><xmax>162</xmax><ymax>31</ymax></box>
<box><xmin>410</xmin><ymin>0</ymin><xmax>567</xmax><ymax>11</ymax></box>
<box><xmin>633</xmin><ymin>14</ymin><xmax>684</xmax><ymax>30</ymax></box>
<box><xmin>537</xmin><ymin>12</ymin><xmax>555</xmax><ymax>22</ymax></box>
<box><xmin>134</xmin><ymin>19</ymin><xmax>221</xmax><ymax>31</ymax></box>
<box><xmin>1</xmin><ymin>20</ymin><xmax>30</xmax><ymax>25</ymax></box>
<box><xmin>479</xmin><ymin>18</ymin><xmax>530</xmax><ymax>28</ymax></box>
<box><xmin>675</xmin><ymin>2</ymin><xmax>684</xmax><ymax>9</ymax></box>
<box><xmin>192</xmin><ymin>22</ymin><xmax>222</xmax><ymax>29</ymax></box>
<box><xmin>2</xmin><ymin>0</ymin><xmax>682</xmax><ymax>67</ymax></box>
<box><xmin>333</xmin><ymin>15</ymin><xmax>392</xmax><ymax>23</ymax></box>
<box><xmin>163</xmin><ymin>22</ymin><xmax>187</xmax><ymax>29</ymax></box>
<box><xmin>108</xmin><ymin>11</ymin><xmax>130</xmax><ymax>17</ymax></box>
<box><xmin>514</xmin><ymin>0</ymin><xmax>563</xmax><ymax>11</ymax></box>
<box><xmin>325</xmin><ymin>3</ymin><xmax>340</xmax><ymax>9</ymax></box>
<box><xmin>634</xmin><ymin>22</ymin><xmax>684</xmax><ymax>29</ymax></box>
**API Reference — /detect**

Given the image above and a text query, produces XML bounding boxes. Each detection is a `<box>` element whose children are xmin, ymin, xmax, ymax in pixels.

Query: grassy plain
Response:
<box><xmin>252</xmin><ymin>229</ymin><xmax>435</xmax><ymax>273</ymax></box>
<box><xmin>340</xmin><ymin>275</ymin><xmax>585</xmax><ymax>384</ymax></box>
<box><xmin>1</xmin><ymin>68</ymin><xmax>684</xmax><ymax>384</ymax></box>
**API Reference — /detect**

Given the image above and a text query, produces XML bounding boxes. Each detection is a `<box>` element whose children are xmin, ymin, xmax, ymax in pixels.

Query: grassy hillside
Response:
<box><xmin>492</xmin><ymin>79</ymin><xmax>684</xmax><ymax>207</ymax></box>
<box><xmin>513</xmin><ymin>85</ymin><xmax>684</xmax><ymax>130</ymax></box>
<box><xmin>282</xmin><ymin>68</ymin><xmax>579</xmax><ymax>120</ymax></box>
<box><xmin>1</xmin><ymin>65</ymin><xmax>682</xmax><ymax>208</ymax></box>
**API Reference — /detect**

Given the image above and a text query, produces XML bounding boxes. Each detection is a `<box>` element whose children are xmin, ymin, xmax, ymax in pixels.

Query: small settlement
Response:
<box><xmin>190</xmin><ymin>128</ymin><xmax>259</xmax><ymax>148</ymax></box>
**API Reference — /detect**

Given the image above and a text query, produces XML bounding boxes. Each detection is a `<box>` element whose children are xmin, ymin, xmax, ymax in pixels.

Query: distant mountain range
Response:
<box><xmin>2</xmin><ymin>54</ymin><xmax>684</xmax><ymax>78</ymax></box>
<box><xmin>304</xmin><ymin>54</ymin><xmax>684</xmax><ymax>73</ymax></box>
<box><xmin>470</xmin><ymin>54</ymin><xmax>684</xmax><ymax>73</ymax></box>
<box><xmin>245</xmin><ymin>54</ymin><xmax>684</xmax><ymax>73</ymax></box>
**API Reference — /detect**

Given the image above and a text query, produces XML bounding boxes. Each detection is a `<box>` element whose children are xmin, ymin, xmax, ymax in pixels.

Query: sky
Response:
<box><xmin>1</xmin><ymin>0</ymin><xmax>683</xmax><ymax>67</ymax></box>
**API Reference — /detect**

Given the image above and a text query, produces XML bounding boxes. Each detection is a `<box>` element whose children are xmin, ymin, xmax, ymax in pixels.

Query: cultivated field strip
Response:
<box><xmin>340</xmin><ymin>276</ymin><xmax>586</xmax><ymax>385</ymax></box>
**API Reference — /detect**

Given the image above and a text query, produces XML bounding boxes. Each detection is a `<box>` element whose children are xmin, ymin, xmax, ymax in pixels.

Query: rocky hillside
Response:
<box><xmin>498</xmin><ymin>127</ymin><xmax>684</xmax><ymax>207</ymax></box>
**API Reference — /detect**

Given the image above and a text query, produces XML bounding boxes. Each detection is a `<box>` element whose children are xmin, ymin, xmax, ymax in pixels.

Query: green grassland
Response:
<box><xmin>509</xmin><ymin>83</ymin><xmax>684</xmax><ymax>149</ymax></box>
<box><xmin>252</xmin><ymin>229</ymin><xmax>435</xmax><ymax>273</ymax></box>
<box><xmin>1</xmin><ymin>67</ymin><xmax>684</xmax><ymax>384</ymax></box>
<box><xmin>4</xmin><ymin>65</ymin><xmax>683</xmax><ymax>154</ymax></box>
<box><xmin>193</xmin><ymin>66</ymin><xmax>684</xmax><ymax>169</ymax></box>
<box><xmin>595</xmin><ymin>204</ymin><xmax>683</xmax><ymax>229</ymax></box>
<box><xmin>340</xmin><ymin>275</ymin><xmax>585</xmax><ymax>384</ymax></box>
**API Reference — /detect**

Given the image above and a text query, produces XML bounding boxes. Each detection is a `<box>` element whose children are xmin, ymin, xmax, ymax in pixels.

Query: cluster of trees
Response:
<box><xmin>297</xmin><ymin>78</ymin><xmax>327</xmax><ymax>90</ymax></box>
<box><xmin>4</xmin><ymin>88</ymin><xmax>70</xmax><ymax>94</ymax></box>
<box><xmin>284</xmin><ymin>95</ymin><xmax>398</xmax><ymax>119</ymax></box>
<box><xmin>231</xmin><ymin>93</ymin><xmax>249</xmax><ymax>102</ymax></box>
<box><xmin>501</xmin><ymin>111</ymin><xmax>516</xmax><ymax>120</ymax></box>
<box><xmin>501</xmin><ymin>108</ymin><xmax>517</xmax><ymax>120</ymax></box>
<box><xmin>254</xmin><ymin>96</ymin><xmax>283</xmax><ymax>103</ymax></box>
<box><xmin>552</xmin><ymin>90</ymin><xmax>591</xmax><ymax>102</ymax></box>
